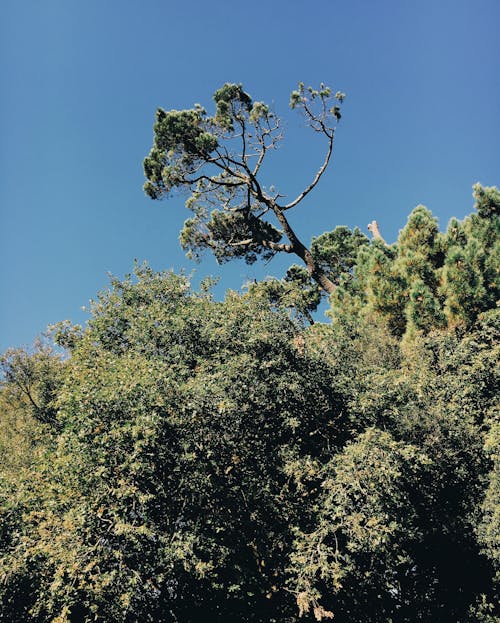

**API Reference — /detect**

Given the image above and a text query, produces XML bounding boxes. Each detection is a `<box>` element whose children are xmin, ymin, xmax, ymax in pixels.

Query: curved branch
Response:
<box><xmin>252</xmin><ymin>116</ymin><xmax>281</xmax><ymax>176</ymax></box>
<box><xmin>282</xmin><ymin>132</ymin><xmax>334</xmax><ymax>211</ymax></box>
<box><xmin>261</xmin><ymin>240</ymin><xmax>294</xmax><ymax>253</ymax></box>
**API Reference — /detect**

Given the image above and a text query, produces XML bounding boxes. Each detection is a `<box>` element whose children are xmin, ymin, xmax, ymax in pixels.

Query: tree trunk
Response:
<box><xmin>303</xmin><ymin>248</ymin><xmax>336</xmax><ymax>294</ymax></box>
<box><xmin>273</xmin><ymin>204</ymin><xmax>337</xmax><ymax>294</ymax></box>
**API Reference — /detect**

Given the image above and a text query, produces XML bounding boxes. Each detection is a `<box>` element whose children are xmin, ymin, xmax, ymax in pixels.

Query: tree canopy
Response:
<box><xmin>0</xmin><ymin>78</ymin><xmax>498</xmax><ymax>622</ymax></box>
<box><xmin>143</xmin><ymin>82</ymin><xmax>346</xmax><ymax>294</ymax></box>
<box><xmin>1</xmin><ymin>202</ymin><xmax>498</xmax><ymax>620</ymax></box>
<box><xmin>329</xmin><ymin>184</ymin><xmax>500</xmax><ymax>338</ymax></box>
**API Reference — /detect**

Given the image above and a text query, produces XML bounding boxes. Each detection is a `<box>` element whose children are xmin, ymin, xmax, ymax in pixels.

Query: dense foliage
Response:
<box><xmin>1</xmin><ymin>81</ymin><xmax>499</xmax><ymax>621</ymax></box>
<box><xmin>328</xmin><ymin>184</ymin><xmax>500</xmax><ymax>338</ymax></box>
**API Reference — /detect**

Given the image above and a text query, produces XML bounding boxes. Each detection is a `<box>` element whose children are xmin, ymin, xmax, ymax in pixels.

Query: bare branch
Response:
<box><xmin>262</xmin><ymin>240</ymin><xmax>294</xmax><ymax>253</ymax></box>
<box><xmin>228</xmin><ymin>237</ymin><xmax>293</xmax><ymax>253</ymax></box>
<box><xmin>228</xmin><ymin>238</ymin><xmax>254</xmax><ymax>247</ymax></box>
<box><xmin>367</xmin><ymin>220</ymin><xmax>387</xmax><ymax>245</ymax></box>
<box><xmin>187</xmin><ymin>174</ymin><xmax>245</xmax><ymax>188</ymax></box>
<box><xmin>282</xmin><ymin>132</ymin><xmax>334</xmax><ymax>211</ymax></box>
<box><xmin>238</xmin><ymin>114</ymin><xmax>248</xmax><ymax>163</ymax></box>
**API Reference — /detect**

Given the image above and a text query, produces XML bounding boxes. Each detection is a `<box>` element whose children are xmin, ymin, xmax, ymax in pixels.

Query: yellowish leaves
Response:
<box><xmin>297</xmin><ymin>591</ymin><xmax>334</xmax><ymax>621</ymax></box>
<box><xmin>293</xmin><ymin>334</ymin><xmax>306</xmax><ymax>355</ymax></box>
<box><xmin>83</xmin><ymin>559</ymin><xmax>96</xmax><ymax>573</ymax></box>
<box><xmin>194</xmin><ymin>559</ymin><xmax>214</xmax><ymax>578</ymax></box>
<box><xmin>217</xmin><ymin>400</ymin><xmax>229</xmax><ymax>413</ymax></box>
<box><xmin>113</xmin><ymin>521</ymin><xmax>153</xmax><ymax>539</ymax></box>
<box><xmin>314</xmin><ymin>605</ymin><xmax>334</xmax><ymax>620</ymax></box>
<box><xmin>51</xmin><ymin>605</ymin><xmax>71</xmax><ymax>623</ymax></box>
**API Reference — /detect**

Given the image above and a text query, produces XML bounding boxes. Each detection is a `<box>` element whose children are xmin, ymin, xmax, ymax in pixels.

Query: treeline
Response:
<box><xmin>0</xmin><ymin>185</ymin><xmax>498</xmax><ymax>622</ymax></box>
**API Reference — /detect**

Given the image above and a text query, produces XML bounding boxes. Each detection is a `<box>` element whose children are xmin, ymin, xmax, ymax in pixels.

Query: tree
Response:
<box><xmin>1</xmin><ymin>262</ymin><xmax>497</xmax><ymax>621</ymax></box>
<box><xmin>440</xmin><ymin>184</ymin><xmax>500</xmax><ymax>326</ymax></box>
<box><xmin>0</xmin><ymin>266</ymin><xmax>345</xmax><ymax>622</ymax></box>
<box><xmin>328</xmin><ymin>185</ymin><xmax>500</xmax><ymax>338</ymax></box>
<box><xmin>288</xmin><ymin>308</ymin><xmax>499</xmax><ymax>621</ymax></box>
<box><xmin>0</xmin><ymin>342</ymin><xmax>62</xmax><ymax>622</ymax></box>
<box><xmin>0</xmin><ymin>340</ymin><xmax>64</xmax><ymax>428</ymax></box>
<box><xmin>143</xmin><ymin>82</ymin><xmax>346</xmax><ymax>294</ymax></box>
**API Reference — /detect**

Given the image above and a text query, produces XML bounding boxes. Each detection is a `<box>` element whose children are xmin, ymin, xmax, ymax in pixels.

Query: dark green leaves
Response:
<box><xmin>329</xmin><ymin>185</ymin><xmax>499</xmax><ymax>337</ymax></box>
<box><xmin>180</xmin><ymin>208</ymin><xmax>282</xmax><ymax>264</ymax></box>
<box><xmin>213</xmin><ymin>83</ymin><xmax>252</xmax><ymax>129</ymax></box>
<box><xmin>143</xmin><ymin>107</ymin><xmax>218</xmax><ymax>199</ymax></box>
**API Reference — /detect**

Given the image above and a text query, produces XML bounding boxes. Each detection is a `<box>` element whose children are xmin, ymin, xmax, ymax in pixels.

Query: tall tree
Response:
<box><xmin>143</xmin><ymin>82</ymin><xmax>346</xmax><ymax>294</ymax></box>
<box><xmin>328</xmin><ymin>184</ymin><xmax>500</xmax><ymax>338</ymax></box>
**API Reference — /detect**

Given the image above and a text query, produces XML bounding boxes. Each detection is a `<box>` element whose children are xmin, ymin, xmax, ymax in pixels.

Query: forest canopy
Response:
<box><xmin>0</xmin><ymin>81</ymin><xmax>499</xmax><ymax>623</ymax></box>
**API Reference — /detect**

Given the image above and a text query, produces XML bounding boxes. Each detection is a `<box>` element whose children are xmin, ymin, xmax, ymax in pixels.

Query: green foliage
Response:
<box><xmin>288</xmin><ymin>308</ymin><xmax>498</xmax><ymax>621</ymax></box>
<box><xmin>244</xmin><ymin>226</ymin><xmax>370</xmax><ymax>323</ymax></box>
<box><xmin>440</xmin><ymin>185</ymin><xmax>499</xmax><ymax>326</ymax></box>
<box><xmin>1</xmin><ymin>161</ymin><xmax>499</xmax><ymax>623</ymax></box>
<box><xmin>311</xmin><ymin>226</ymin><xmax>369</xmax><ymax>284</ymax></box>
<box><xmin>474</xmin><ymin>183</ymin><xmax>500</xmax><ymax>219</ymax></box>
<box><xmin>329</xmin><ymin>185</ymin><xmax>499</xmax><ymax>339</ymax></box>
<box><xmin>479</xmin><ymin>418</ymin><xmax>500</xmax><ymax>568</ymax></box>
<box><xmin>143</xmin><ymin>82</ymin><xmax>345</xmax><ymax>294</ymax></box>
<box><xmin>0</xmin><ymin>340</ymin><xmax>64</xmax><ymax>428</ymax></box>
<box><xmin>213</xmin><ymin>83</ymin><xmax>253</xmax><ymax>129</ymax></box>
<box><xmin>143</xmin><ymin>82</ymin><xmax>283</xmax><ymax>263</ymax></box>
<box><xmin>289</xmin><ymin>82</ymin><xmax>345</xmax><ymax>118</ymax></box>
<box><xmin>1</xmin><ymin>266</ymin><xmax>346</xmax><ymax>622</ymax></box>
<box><xmin>180</xmin><ymin>209</ymin><xmax>282</xmax><ymax>264</ymax></box>
<box><xmin>143</xmin><ymin>106</ymin><xmax>218</xmax><ymax>199</ymax></box>
<box><xmin>246</xmin><ymin>265</ymin><xmax>322</xmax><ymax>324</ymax></box>
<box><xmin>1</xmin><ymin>256</ymin><xmax>497</xmax><ymax>620</ymax></box>
<box><xmin>0</xmin><ymin>342</ymin><xmax>63</xmax><ymax>622</ymax></box>
<box><xmin>291</xmin><ymin>428</ymin><xmax>430</xmax><ymax>621</ymax></box>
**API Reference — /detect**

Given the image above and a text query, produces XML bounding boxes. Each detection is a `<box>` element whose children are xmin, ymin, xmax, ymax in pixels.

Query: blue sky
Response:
<box><xmin>1</xmin><ymin>0</ymin><xmax>499</xmax><ymax>351</ymax></box>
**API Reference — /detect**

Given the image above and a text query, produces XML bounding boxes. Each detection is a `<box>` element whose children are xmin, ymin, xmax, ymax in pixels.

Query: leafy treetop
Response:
<box><xmin>144</xmin><ymin>82</ymin><xmax>346</xmax><ymax>294</ymax></box>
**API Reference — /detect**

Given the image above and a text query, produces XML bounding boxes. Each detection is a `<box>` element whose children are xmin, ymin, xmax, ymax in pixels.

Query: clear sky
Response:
<box><xmin>1</xmin><ymin>0</ymin><xmax>499</xmax><ymax>351</ymax></box>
